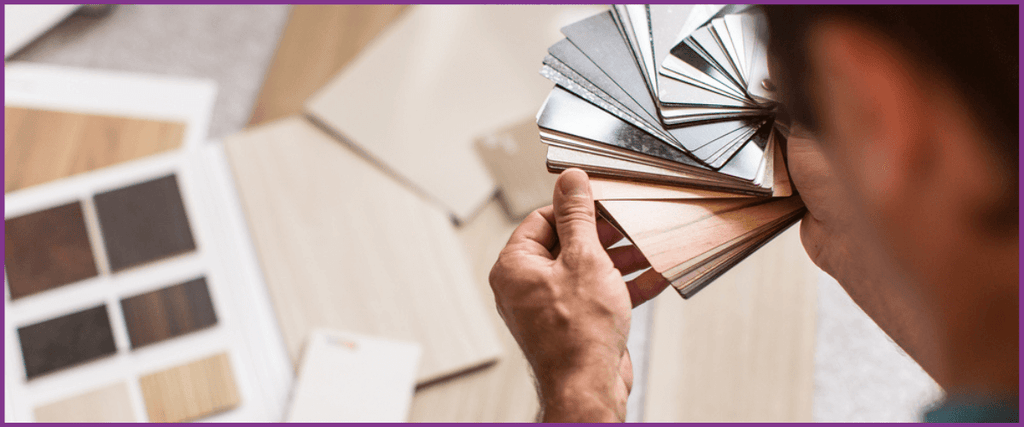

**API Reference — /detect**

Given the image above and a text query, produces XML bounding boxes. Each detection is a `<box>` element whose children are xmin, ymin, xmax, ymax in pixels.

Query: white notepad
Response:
<box><xmin>287</xmin><ymin>330</ymin><xmax>421</xmax><ymax>422</ymax></box>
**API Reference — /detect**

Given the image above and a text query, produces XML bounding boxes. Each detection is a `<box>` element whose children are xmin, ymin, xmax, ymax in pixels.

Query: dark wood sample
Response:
<box><xmin>93</xmin><ymin>174</ymin><xmax>196</xmax><ymax>272</ymax></box>
<box><xmin>17</xmin><ymin>305</ymin><xmax>117</xmax><ymax>379</ymax></box>
<box><xmin>5</xmin><ymin>201</ymin><xmax>99</xmax><ymax>300</ymax></box>
<box><xmin>121</xmin><ymin>277</ymin><xmax>218</xmax><ymax>349</ymax></box>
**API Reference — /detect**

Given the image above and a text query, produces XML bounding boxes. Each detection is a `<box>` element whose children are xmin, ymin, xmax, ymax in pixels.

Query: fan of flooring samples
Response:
<box><xmin>537</xmin><ymin>5</ymin><xmax>806</xmax><ymax>298</ymax></box>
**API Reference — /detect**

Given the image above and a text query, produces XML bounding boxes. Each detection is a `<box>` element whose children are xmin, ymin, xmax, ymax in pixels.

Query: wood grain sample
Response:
<box><xmin>5</xmin><ymin>201</ymin><xmax>98</xmax><ymax>300</ymax></box>
<box><xmin>643</xmin><ymin>227</ymin><xmax>817</xmax><ymax>421</ymax></box>
<box><xmin>17</xmin><ymin>305</ymin><xmax>117</xmax><ymax>379</ymax></box>
<box><xmin>93</xmin><ymin>174</ymin><xmax>196</xmax><ymax>272</ymax></box>
<box><xmin>248</xmin><ymin>5</ymin><xmax>408</xmax><ymax>125</ymax></box>
<box><xmin>120</xmin><ymin>277</ymin><xmax>218</xmax><ymax>349</ymax></box>
<box><xmin>598</xmin><ymin>196</ymin><xmax>805</xmax><ymax>279</ymax></box>
<box><xmin>139</xmin><ymin>353</ymin><xmax>240</xmax><ymax>422</ymax></box>
<box><xmin>224</xmin><ymin>117</ymin><xmax>502</xmax><ymax>384</ymax></box>
<box><xmin>474</xmin><ymin>118</ymin><xmax>558</xmax><ymax>219</ymax></box>
<box><xmin>34</xmin><ymin>382</ymin><xmax>136</xmax><ymax>422</ymax></box>
<box><xmin>305</xmin><ymin>5</ymin><xmax>602</xmax><ymax>221</ymax></box>
<box><xmin>408</xmin><ymin>199</ymin><xmax>539</xmax><ymax>421</ymax></box>
<box><xmin>4</xmin><ymin>107</ymin><xmax>185</xmax><ymax>193</ymax></box>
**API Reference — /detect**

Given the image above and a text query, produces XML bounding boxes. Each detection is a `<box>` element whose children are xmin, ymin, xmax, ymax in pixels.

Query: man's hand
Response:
<box><xmin>489</xmin><ymin>168</ymin><xmax>668</xmax><ymax>422</ymax></box>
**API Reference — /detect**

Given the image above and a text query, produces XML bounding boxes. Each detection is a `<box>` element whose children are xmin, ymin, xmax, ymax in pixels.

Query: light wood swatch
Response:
<box><xmin>248</xmin><ymin>5</ymin><xmax>408</xmax><ymax>126</ymax></box>
<box><xmin>34</xmin><ymin>382</ymin><xmax>136</xmax><ymax>422</ymax></box>
<box><xmin>590</xmin><ymin>177</ymin><xmax>744</xmax><ymax>201</ymax></box>
<box><xmin>139</xmin><ymin>353</ymin><xmax>240</xmax><ymax>423</ymax></box>
<box><xmin>306</xmin><ymin>5</ymin><xmax>602</xmax><ymax>222</ymax></box>
<box><xmin>643</xmin><ymin>227</ymin><xmax>817</xmax><ymax>421</ymax></box>
<box><xmin>599</xmin><ymin>197</ymin><xmax>805</xmax><ymax>278</ymax></box>
<box><xmin>409</xmin><ymin>197</ymin><xmax>539</xmax><ymax>421</ymax></box>
<box><xmin>224</xmin><ymin>117</ymin><xmax>502</xmax><ymax>384</ymax></box>
<box><xmin>474</xmin><ymin>118</ymin><xmax>558</xmax><ymax>219</ymax></box>
<box><xmin>4</xmin><ymin>107</ymin><xmax>185</xmax><ymax>193</ymax></box>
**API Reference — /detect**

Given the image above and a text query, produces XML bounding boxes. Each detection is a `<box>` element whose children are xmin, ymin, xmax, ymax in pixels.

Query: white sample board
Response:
<box><xmin>287</xmin><ymin>330</ymin><xmax>421</xmax><ymax>422</ymax></box>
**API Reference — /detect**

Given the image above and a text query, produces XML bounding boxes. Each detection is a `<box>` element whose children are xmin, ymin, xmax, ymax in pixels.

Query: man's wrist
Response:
<box><xmin>538</xmin><ymin>361</ymin><xmax>629</xmax><ymax>422</ymax></box>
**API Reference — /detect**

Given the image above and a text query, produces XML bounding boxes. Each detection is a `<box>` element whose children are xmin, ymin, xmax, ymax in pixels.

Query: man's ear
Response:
<box><xmin>803</xmin><ymin>19</ymin><xmax>933</xmax><ymax>211</ymax></box>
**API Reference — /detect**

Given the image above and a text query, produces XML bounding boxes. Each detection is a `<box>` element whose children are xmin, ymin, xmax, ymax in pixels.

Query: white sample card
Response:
<box><xmin>287</xmin><ymin>329</ymin><xmax>421</xmax><ymax>422</ymax></box>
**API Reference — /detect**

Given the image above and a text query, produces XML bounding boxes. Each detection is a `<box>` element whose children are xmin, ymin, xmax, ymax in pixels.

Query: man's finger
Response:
<box><xmin>627</xmin><ymin>269</ymin><xmax>672</xmax><ymax>307</ymax></box>
<box><xmin>504</xmin><ymin>207</ymin><xmax>558</xmax><ymax>259</ymax></box>
<box><xmin>607</xmin><ymin>244</ymin><xmax>651</xmax><ymax>275</ymax></box>
<box><xmin>552</xmin><ymin>168</ymin><xmax>602</xmax><ymax>249</ymax></box>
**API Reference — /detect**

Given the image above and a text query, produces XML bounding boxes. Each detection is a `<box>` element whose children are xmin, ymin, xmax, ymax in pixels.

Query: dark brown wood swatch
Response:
<box><xmin>5</xmin><ymin>202</ymin><xmax>99</xmax><ymax>300</ymax></box>
<box><xmin>18</xmin><ymin>305</ymin><xmax>117</xmax><ymax>379</ymax></box>
<box><xmin>121</xmin><ymin>277</ymin><xmax>218</xmax><ymax>349</ymax></box>
<box><xmin>93</xmin><ymin>174</ymin><xmax>196</xmax><ymax>272</ymax></box>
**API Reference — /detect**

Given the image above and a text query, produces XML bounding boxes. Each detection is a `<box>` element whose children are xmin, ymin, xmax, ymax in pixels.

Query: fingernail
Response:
<box><xmin>559</xmin><ymin>169</ymin><xmax>589</xmax><ymax>197</ymax></box>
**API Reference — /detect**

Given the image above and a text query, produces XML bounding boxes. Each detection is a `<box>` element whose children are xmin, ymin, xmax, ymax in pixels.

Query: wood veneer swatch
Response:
<box><xmin>224</xmin><ymin>117</ymin><xmax>501</xmax><ymax>384</ymax></box>
<box><xmin>473</xmin><ymin>118</ymin><xmax>558</xmax><ymax>219</ymax></box>
<box><xmin>93</xmin><ymin>174</ymin><xmax>196</xmax><ymax>272</ymax></box>
<box><xmin>408</xmin><ymin>199</ymin><xmax>539</xmax><ymax>421</ymax></box>
<box><xmin>305</xmin><ymin>5</ymin><xmax>601</xmax><ymax>222</ymax></box>
<box><xmin>139</xmin><ymin>353</ymin><xmax>240</xmax><ymax>422</ymax></box>
<box><xmin>5</xmin><ymin>201</ymin><xmax>98</xmax><ymax>300</ymax></box>
<box><xmin>17</xmin><ymin>305</ymin><xmax>117</xmax><ymax>379</ymax></box>
<box><xmin>34</xmin><ymin>382</ymin><xmax>136</xmax><ymax>422</ymax></box>
<box><xmin>121</xmin><ymin>277</ymin><xmax>217</xmax><ymax>349</ymax></box>
<box><xmin>4</xmin><ymin>107</ymin><xmax>185</xmax><ymax>193</ymax></box>
<box><xmin>248</xmin><ymin>5</ymin><xmax>408</xmax><ymax>126</ymax></box>
<box><xmin>597</xmin><ymin>196</ymin><xmax>805</xmax><ymax>277</ymax></box>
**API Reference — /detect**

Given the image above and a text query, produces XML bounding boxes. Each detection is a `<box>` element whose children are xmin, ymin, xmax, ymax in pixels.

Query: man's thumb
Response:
<box><xmin>552</xmin><ymin>168</ymin><xmax>600</xmax><ymax>247</ymax></box>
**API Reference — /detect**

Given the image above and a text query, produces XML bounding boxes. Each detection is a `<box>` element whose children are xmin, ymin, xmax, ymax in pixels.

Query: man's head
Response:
<box><xmin>764</xmin><ymin>5</ymin><xmax>1018</xmax><ymax>304</ymax></box>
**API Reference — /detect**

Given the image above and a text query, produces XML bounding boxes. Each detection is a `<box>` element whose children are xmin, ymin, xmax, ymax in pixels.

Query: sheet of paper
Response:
<box><xmin>287</xmin><ymin>330</ymin><xmax>421</xmax><ymax>422</ymax></box>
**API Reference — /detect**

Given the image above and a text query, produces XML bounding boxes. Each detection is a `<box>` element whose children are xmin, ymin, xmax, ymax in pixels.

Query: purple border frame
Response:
<box><xmin>2</xmin><ymin>1</ymin><xmax>1021</xmax><ymax>425</ymax></box>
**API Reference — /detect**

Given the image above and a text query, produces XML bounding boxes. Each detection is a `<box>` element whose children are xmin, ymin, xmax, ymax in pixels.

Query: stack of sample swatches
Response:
<box><xmin>537</xmin><ymin>5</ymin><xmax>806</xmax><ymax>298</ymax></box>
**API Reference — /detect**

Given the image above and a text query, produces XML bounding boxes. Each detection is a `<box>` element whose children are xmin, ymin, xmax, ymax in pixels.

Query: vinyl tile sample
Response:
<box><xmin>5</xmin><ymin>201</ymin><xmax>98</xmax><ymax>300</ymax></box>
<box><xmin>121</xmin><ymin>277</ymin><xmax>217</xmax><ymax>349</ymax></box>
<box><xmin>409</xmin><ymin>199</ymin><xmax>538</xmax><ymax>421</ymax></box>
<box><xmin>33</xmin><ymin>382</ymin><xmax>137</xmax><ymax>422</ymax></box>
<box><xmin>17</xmin><ymin>305</ymin><xmax>117</xmax><ymax>379</ymax></box>
<box><xmin>4</xmin><ymin>107</ymin><xmax>185</xmax><ymax>193</ymax></box>
<box><xmin>139</xmin><ymin>352</ymin><xmax>240</xmax><ymax>422</ymax></box>
<box><xmin>224</xmin><ymin>117</ymin><xmax>501</xmax><ymax>384</ymax></box>
<box><xmin>473</xmin><ymin>118</ymin><xmax>558</xmax><ymax>219</ymax></box>
<box><xmin>306</xmin><ymin>5</ymin><xmax>602</xmax><ymax>222</ymax></box>
<box><xmin>249</xmin><ymin>5</ymin><xmax>408</xmax><ymax>125</ymax></box>
<box><xmin>94</xmin><ymin>174</ymin><xmax>196</xmax><ymax>272</ymax></box>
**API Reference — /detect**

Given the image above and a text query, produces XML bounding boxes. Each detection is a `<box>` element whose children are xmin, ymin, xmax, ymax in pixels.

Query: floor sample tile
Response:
<box><xmin>5</xmin><ymin>201</ymin><xmax>99</xmax><ymax>300</ymax></box>
<box><xmin>139</xmin><ymin>353</ymin><xmax>240</xmax><ymax>422</ymax></box>
<box><xmin>33</xmin><ymin>382</ymin><xmax>136</xmax><ymax>422</ymax></box>
<box><xmin>4</xmin><ymin>107</ymin><xmax>185</xmax><ymax>193</ymax></box>
<box><xmin>17</xmin><ymin>305</ymin><xmax>117</xmax><ymax>379</ymax></box>
<box><xmin>94</xmin><ymin>174</ymin><xmax>196</xmax><ymax>272</ymax></box>
<box><xmin>225</xmin><ymin>117</ymin><xmax>501</xmax><ymax>384</ymax></box>
<box><xmin>121</xmin><ymin>277</ymin><xmax>218</xmax><ymax>349</ymax></box>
